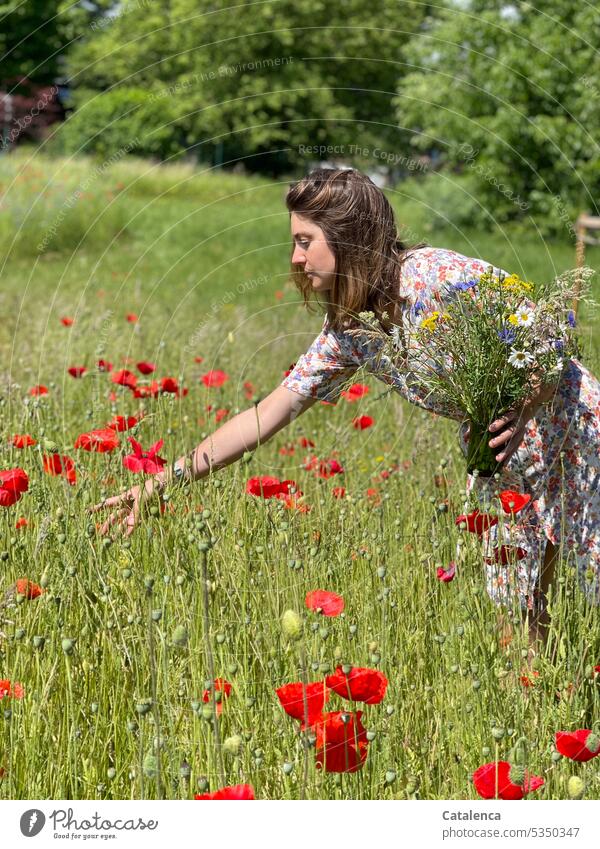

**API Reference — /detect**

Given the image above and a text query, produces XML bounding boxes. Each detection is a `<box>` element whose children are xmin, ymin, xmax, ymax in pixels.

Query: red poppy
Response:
<box><xmin>325</xmin><ymin>666</ymin><xmax>388</xmax><ymax>705</ymax></box>
<box><xmin>160</xmin><ymin>376</ymin><xmax>179</xmax><ymax>394</ymax></box>
<box><xmin>303</xmin><ymin>455</ymin><xmax>344</xmax><ymax>479</ymax></box>
<box><xmin>60</xmin><ymin>316</ymin><xmax>74</xmax><ymax>326</ymax></box>
<box><xmin>136</xmin><ymin>361</ymin><xmax>156</xmax><ymax>375</ymax></box>
<box><xmin>194</xmin><ymin>356</ymin><xmax>204</xmax><ymax>364</ymax></box>
<box><xmin>133</xmin><ymin>381</ymin><xmax>160</xmax><ymax>398</ymax></box>
<box><xmin>455</xmin><ymin>510</ymin><xmax>499</xmax><ymax>535</ymax></box>
<box><xmin>499</xmin><ymin>490</ymin><xmax>531</xmax><ymax>515</ymax></box>
<box><xmin>29</xmin><ymin>385</ymin><xmax>48</xmax><ymax>396</ymax></box>
<box><xmin>332</xmin><ymin>486</ymin><xmax>346</xmax><ymax>499</ymax></box>
<box><xmin>313</xmin><ymin>710</ymin><xmax>369</xmax><ymax>773</ymax></box>
<box><xmin>298</xmin><ymin>436</ymin><xmax>315</xmax><ymax>448</ymax></box>
<box><xmin>245</xmin><ymin>476</ymin><xmax>301</xmax><ymax>499</ymax></box>
<box><xmin>195</xmin><ymin>784</ymin><xmax>254</xmax><ymax>800</ymax></box>
<box><xmin>519</xmin><ymin>670</ymin><xmax>540</xmax><ymax>687</ymax></box>
<box><xmin>243</xmin><ymin>380</ymin><xmax>256</xmax><ymax>399</ymax></box>
<box><xmin>283</xmin><ymin>362</ymin><xmax>296</xmax><ymax>377</ymax></box>
<box><xmin>15</xmin><ymin>579</ymin><xmax>43</xmax><ymax>599</ymax></box>
<box><xmin>340</xmin><ymin>384</ymin><xmax>369</xmax><ymax>402</ymax></box>
<box><xmin>0</xmin><ymin>680</ymin><xmax>24</xmax><ymax>700</ymax></box>
<box><xmin>353</xmin><ymin>415</ymin><xmax>374</xmax><ymax>430</ymax></box>
<box><xmin>279</xmin><ymin>442</ymin><xmax>295</xmax><ymax>456</ymax></box>
<box><xmin>305</xmin><ymin>590</ymin><xmax>345</xmax><ymax>617</ymax></box>
<box><xmin>275</xmin><ymin>290</ymin><xmax>284</xmax><ymax>300</ymax></box>
<box><xmin>201</xmin><ymin>369</ymin><xmax>229</xmax><ymax>388</ymax></box>
<box><xmin>0</xmin><ymin>468</ymin><xmax>29</xmax><ymax>507</ymax></box>
<box><xmin>202</xmin><ymin>678</ymin><xmax>232</xmax><ymax>716</ymax></box>
<box><xmin>96</xmin><ymin>359</ymin><xmax>113</xmax><ymax>372</ymax></box>
<box><xmin>15</xmin><ymin>517</ymin><xmax>28</xmax><ymax>529</ymax></box>
<box><xmin>12</xmin><ymin>434</ymin><xmax>36</xmax><ymax>448</ymax></box>
<box><xmin>214</xmin><ymin>408</ymin><xmax>229</xmax><ymax>423</ymax></box>
<box><xmin>74</xmin><ymin>428</ymin><xmax>120</xmax><ymax>453</ymax></box>
<box><xmin>277</xmin><ymin>493</ymin><xmax>311</xmax><ymax>513</ymax></box>
<box><xmin>437</xmin><ymin>562</ymin><xmax>456</xmax><ymax>583</ymax></box>
<box><xmin>485</xmin><ymin>546</ymin><xmax>528</xmax><ymax>566</ymax></box>
<box><xmin>126</xmin><ymin>313</ymin><xmax>138</xmax><ymax>323</ymax></box>
<box><xmin>123</xmin><ymin>437</ymin><xmax>166</xmax><ymax>474</ymax></box>
<box><xmin>111</xmin><ymin>369</ymin><xmax>137</xmax><ymax>390</ymax></box>
<box><xmin>106</xmin><ymin>415</ymin><xmax>139</xmax><ymax>432</ymax></box>
<box><xmin>472</xmin><ymin>761</ymin><xmax>544</xmax><ymax>800</ymax></box>
<box><xmin>276</xmin><ymin>681</ymin><xmax>330</xmax><ymax>725</ymax></box>
<box><xmin>67</xmin><ymin>366</ymin><xmax>87</xmax><ymax>379</ymax></box>
<box><xmin>555</xmin><ymin>730</ymin><xmax>600</xmax><ymax>762</ymax></box>
<box><xmin>43</xmin><ymin>453</ymin><xmax>77</xmax><ymax>486</ymax></box>
<box><xmin>366</xmin><ymin>487</ymin><xmax>381</xmax><ymax>505</ymax></box>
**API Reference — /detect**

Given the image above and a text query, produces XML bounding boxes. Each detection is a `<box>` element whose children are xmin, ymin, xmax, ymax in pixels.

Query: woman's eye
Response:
<box><xmin>297</xmin><ymin>239</ymin><xmax>309</xmax><ymax>249</ymax></box>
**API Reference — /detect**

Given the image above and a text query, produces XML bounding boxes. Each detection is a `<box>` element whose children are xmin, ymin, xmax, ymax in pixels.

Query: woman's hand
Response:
<box><xmin>89</xmin><ymin>477</ymin><xmax>164</xmax><ymax>537</ymax></box>
<box><xmin>488</xmin><ymin>382</ymin><xmax>557</xmax><ymax>463</ymax></box>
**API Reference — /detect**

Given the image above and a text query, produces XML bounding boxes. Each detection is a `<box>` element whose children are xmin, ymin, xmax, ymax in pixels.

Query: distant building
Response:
<box><xmin>0</xmin><ymin>76</ymin><xmax>67</xmax><ymax>152</ymax></box>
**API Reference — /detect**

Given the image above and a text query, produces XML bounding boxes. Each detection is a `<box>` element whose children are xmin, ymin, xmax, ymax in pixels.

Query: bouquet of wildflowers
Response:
<box><xmin>348</xmin><ymin>265</ymin><xmax>595</xmax><ymax>476</ymax></box>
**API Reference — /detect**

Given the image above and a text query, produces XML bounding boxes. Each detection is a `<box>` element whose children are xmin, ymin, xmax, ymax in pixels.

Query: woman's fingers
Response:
<box><xmin>89</xmin><ymin>490</ymin><xmax>132</xmax><ymax>513</ymax></box>
<box><xmin>99</xmin><ymin>507</ymin><xmax>129</xmax><ymax>536</ymax></box>
<box><xmin>489</xmin><ymin>409</ymin><xmax>516</xmax><ymax>433</ymax></box>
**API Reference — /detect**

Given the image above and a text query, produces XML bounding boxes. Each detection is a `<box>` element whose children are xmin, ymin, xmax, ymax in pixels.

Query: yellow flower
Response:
<box><xmin>502</xmin><ymin>273</ymin><xmax>534</xmax><ymax>295</ymax></box>
<box><xmin>421</xmin><ymin>310</ymin><xmax>440</xmax><ymax>331</ymax></box>
<box><xmin>508</xmin><ymin>314</ymin><xmax>519</xmax><ymax>326</ymax></box>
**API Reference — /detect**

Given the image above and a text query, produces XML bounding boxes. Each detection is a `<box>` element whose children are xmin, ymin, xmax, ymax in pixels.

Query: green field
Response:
<box><xmin>0</xmin><ymin>151</ymin><xmax>599</xmax><ymax>800</ymax></box>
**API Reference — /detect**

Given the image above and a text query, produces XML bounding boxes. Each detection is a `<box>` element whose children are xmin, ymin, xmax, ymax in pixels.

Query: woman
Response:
<box><xmin>92</xmin><ymin>167</ymin><xmax>600</xmax><ymax>650</ymax></box>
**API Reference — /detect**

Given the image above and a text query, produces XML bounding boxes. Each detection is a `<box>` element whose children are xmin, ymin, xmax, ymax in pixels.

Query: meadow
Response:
<box><xmin>0</xmin><ymin>150</ymin><xmax>599</xmax><ymax>800</ymax></box>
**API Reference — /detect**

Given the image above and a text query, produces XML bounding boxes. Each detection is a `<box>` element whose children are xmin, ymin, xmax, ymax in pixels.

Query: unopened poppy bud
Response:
<box><xmin>180</xmin><ymin>760</ymin><xmax>191</xmax><ymax>779</ymax></box>
<box><xmin>509</xmin><ymin>764</ymin><xmax>525</xmax><ymax>786</ymax></box>
<box><xmin>282</xmin><ymin>761</ymin><xmax>294</xmax><ymax>775</ymax></box>
<box><xmin>281</xmin><ymin>609</ymin><xmax>302</xmax><ymax>641</ymax></box>
<box><xmin>386</xmin><ymin>705</ymin><xmax>395</xmax><ymax>716</ymax></box>
<box><xmin>136</xmin><ymin>699</ymin><xmax>152</xmax><ymax>715</ymax></box>
<box><xmin>216</xmin><ymin>633</ymin><xmax>225</xmax><ymax>644</ymax></box>
<box><xmin>201</xmin><ymin>704</ymin><xmax>213</xmax><ymax>720</ymax></box>
<box><xmin>107</xmin><ymin>767</ymin><xmax>116</xmax><ymax>780</ymax></box>
<box><xmin>491</xmin><ymin>726</ymin><xmax>505</xmax><ymax>741</ymax></box>
<box><xmin>172</xmin><ymin>625</ymin><xmax>188</xmax><ymax>647</ymax></box>
<box><xmin>223</xmin><ymin>735</ymin><xmax>242</xmax><ymax>756</ymax></box>
<box><xmin>151</xmin><ymin>608</ymin><xmax>162</xmax><ymax>622</ymax></box>
<box><xmin>385</xmin><ymin>769</ymin><xmax>397</xmax><ymax>784</ymax></box>
<box><xmin>143</xmin><ymin>752</ymin><xmax>158</xmax><ymax>778</ymax></box>
<box><xmin>377</xmin><ymin>566</ymin><xmax>386</xmax><ymax>578</ymax></box>
<box><xmin>62</xmin><ymin>638</ymin><xmax>75</xmax><ymax>655</ymax></box>
<box><xmin>366</xmin><ymin>730</ymin><xmax>377</xmax><ymax>742</ymax></box>
<box><xmin>405</xmin><ymin>775</ymin><xmax>419</xmax><ymax>794</ymax></box>
<box><xmin>40</xmin><ymin>572</ymin><xmax>50</xmax><ymax>588</ymax></box>
<box><xmin>32</xmin><ymin>635</ymin><xmax>45</xmax><ymax>650</ymax></box>
<box><xmin>567</xmin><ymin>776</ymin><xmax>585</xmax><ymax>799</ymax></box>
<box><xmin>197</xmin><ymin>776</ymin><xmax>209</xmax><ymax>792</ymax></box>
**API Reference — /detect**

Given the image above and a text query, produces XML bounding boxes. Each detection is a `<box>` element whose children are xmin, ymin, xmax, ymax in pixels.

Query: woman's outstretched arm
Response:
<box><xmin>90</xmin><ymin>386</ymin><xmax>316</xmax><ymax>535</ymax></box>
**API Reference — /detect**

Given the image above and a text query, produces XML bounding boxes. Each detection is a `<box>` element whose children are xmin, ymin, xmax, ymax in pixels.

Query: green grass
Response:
<box><xmin>0</xmin><ymin>150</ymin><xmax>599</xmax><ymax>800</ymax></box>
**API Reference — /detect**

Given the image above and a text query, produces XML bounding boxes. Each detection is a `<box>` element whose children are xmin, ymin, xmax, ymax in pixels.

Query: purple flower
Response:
<box><xmin>453</xmin><ymin>278</ymin><xmax>478</xmax><ymax>292</ymax></box>
<box><xmin>553</xmin><ymin>339</ymin><xmax>565</xmax><ymax>351</ymax></box>
<box><xmin>498</xmin><ymin>327</ymin><xmax>516</xmax><ymax>344</ymax></box>
<box><xmin>567</xmin><ymin>310</ymin><xmax>576</xmax><ymax>328</ymax></box>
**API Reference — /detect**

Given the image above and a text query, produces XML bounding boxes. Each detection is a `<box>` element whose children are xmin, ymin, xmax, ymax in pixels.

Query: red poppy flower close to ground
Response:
<box><xmin>160</xmin><ymin>377</ymin><xmax>179</xmax><ymax>394</ymax></box>
<box><xmin>245</xmin><ymin>476</ymin><xmax>301</xmax><ymax>499</ymax></box>
<box><xmin>303</xmin><ymin>455</ymin><xmax>344</xmax><ymax>479</ymax></box>
<box><xmin>201</xmin><ymin>678</ymin><xmax>232</xmax><ymax>716</ymax></box>
<box><xmin>0</xmin><ymin>468</ymin><xmax>29</xmax><ymax>507</ymax></box>
<box><xmin>12</xmin><ymin>434</ymin><xmax>36</xmax><ymax>448</ymax></box>
<box><xmin>106</xmin><ymin>415</ymin><xmax>139</xmax><ymax>432</ymax></box>
<box><xmin>74</xmin><ymin>428</ymin><xmax>120</xmax><ymax>453</ymax></box>
<box><xmin>194</xmin><ymin>356</ymin><xmax>204</xmax><ymax>364</ymax></box>
<box><xmin>43</xmin><ymin>454</ymin><xmax>77</xmax><ymax>486</ymax></box>
<box><xmin>325</xmin><ymin>666</ymin><xmax>388</xmax><ymax>705</ymax></box>
<box><xmin>0</xmin><ymin>680</ymin><xmax>24</xmax><ymax>700</ymax></box>
<box><xmin>111</xmin><ymin>369</ymin><xmax>138</xmax><ymax>390</ymax></box>
<box><xmin>499</xmin><ymin>489</ymin><xmax>531</xmax><ymax>515</ymax></box>
<box><xmin>283</xmin><ymin>362</ymin><xmax>296</xmax><ymax>377</ymax></box>
<box><xmin>15</xmin><ymin>579</ymin><xmax>43</xmax><ymax>599</ymax></box>
<box><xmin>29</xmin><ymin>385</ymin><xmax>48</xmax><ymax>396</ymax></box>
<box><xmin>341</xmin><ymin>384</ymin><xmax>369</xmax><ymax>402</ymax></box>
<box><xmin>485</xmin><ymin>546</ymin><xmax>528</xmax><ymax>566</ymax></box>
<box><xmin>126</xmin><ymin>313</ymin><xmax>138</xmax><ymax>323</ymax></box>
<box><xmin>133</xmin><ymin>382</ymin><xmax>160</xmax><ymax>399</ymax></box>
<box><xmin>136</xmin><ymin>361</ymin><xmax>156</xmax><ymax>375</ymax></box>
<box><xmin>332</xmin><ymin>486</ymin><xmax>346</xmax><ymax>499</ymax></box>
<box><xmin>472</xmin><ymin>761</ymin><xmax>544</xmax><ymax>800</ymax></box>
<box><xmin>243</xmin><ymin>380</ymin><xmax>256</xmax><ymax>399</ymax></box>
<box><xmin>201</xmin><ymin>369</ymin><xmax>229</xmax><ymax>388</ymax></box>
<box><xmin>67</xmin><ymin>366</ymin><xmax>87</xmax><ymax>379</ymax></box>
<box><xmin>123</xmin><ymin>437</ymin><xmax>166</xmax><ymax>474</ymax></box>
<box><xmin>455</xmin><ymin>510</ymin><xmax>499</xmax><ymax>535</ymax></box>
<box><xmin>305</xmin><ymin>590</ymin><xmax>345</xmax><ymax>617</ymax></box>
<box><xmin>195</xmin><ymin>784</ymin><xmax>254</xmax><ymax>800</ymax></box>
<box><xmin>276</xmin><ymin>681</ymin><xmax>330</xmax><ymax>725</ymax></box>
<box><xmin>15</xmin><ymin>517</ymin><xmax>28</xmax><ymax>529</ymax></box>
<box><xmin>353</xmin><ymin>415</ymin><xmax>374</xmax><ymax>430</ymax></box>
<box><xmin>555</xmin><ymin>730</ymin><xmax>600</xmax><ymax>762</ymax></box>
<box><xmin>214</xmin><ymin>408</ymin><xmax>229</xmax><ymax>423</ymax></box>
<box><xmin>60</xmin><ymin>316</ymin><xmax>74</xmax><ymax>326</ymax></box>
<box><xmin>437</xmin><ymin>562</ymin><xmax>456</xmax><ymax>582</ymax></box>
<box><xmin>97</xmin><ymin>359</ymin><xmax>113</xmax><ymax>372</ymax></box>
<box><xmin>312</xmin><ymin>710</ymin><xmax>369</xmax><ymax>773</ymax></box>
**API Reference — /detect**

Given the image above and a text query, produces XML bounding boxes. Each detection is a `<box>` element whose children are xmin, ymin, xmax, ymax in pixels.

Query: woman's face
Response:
<box><xmin>290</xmin><ymin>212</ymin><xmax>336</xmax><ymax>292</ymax></box>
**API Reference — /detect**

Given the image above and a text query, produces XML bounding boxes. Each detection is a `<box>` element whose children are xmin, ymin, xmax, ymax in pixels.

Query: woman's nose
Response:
<box><xmin>292</xmin><ymin>247</ymin><xmax>306</xmax><ymax>265</ymax></box>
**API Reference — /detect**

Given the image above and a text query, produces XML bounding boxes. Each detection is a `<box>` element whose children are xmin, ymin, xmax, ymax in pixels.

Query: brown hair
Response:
<box><xmin>285</xmin><ymin>167</ymin><xmax>428</xmax><ymax>334</ymax></box>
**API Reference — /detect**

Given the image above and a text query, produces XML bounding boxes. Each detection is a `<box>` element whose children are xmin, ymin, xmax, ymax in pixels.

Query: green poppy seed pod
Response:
<box><xmin>102</xmin><ymin>537</ymin><xmax>112</xmax><ymax>548</ymax></box>
<box><xmin>61</xmin><ymin>638</ymin><xmax>75</xmax><ymax>655</ymax></box>
<box><xmin>144</xmin><ymin>576</ymin><xmax>155</xmax><ymax>590</ymax></box>
<box><xmin>377</xmin><ymin>566</ymin><xmax>387</xmax><ymax>579</ymax></box>
<box><xmin>122</xmin><ymin>540</ymin><xmax>131</xmax><ymax>550</ymax></box>
<box><xmin>198</xmin><ymin>540</ymin><xmax>212</xmax><ymax>552</ymax></box>
<box><xmin>143</xmin><ymin>752</ymin><xmax>158</xmax><ymax>778</ymax></box>
<box><xmin>179</xmin><ymin>760</ymin><xmax>191</xmax><ymax>780</ymax></box>
<box><xmin>349</xmin><ymin>624</ymin><xmax>357</xmax><ymax>635</ymax></box>
<box><xmin>551</xmin><ymin>750</ymin><xmax>562</xmax><ymax>763</ymax></box>
<box><xmin>509</xmin><ymin>764</ymin><xmax>525</xmax><ymax>786</ymax></box>
<box><xmin>201</xmin><ymin>704</ymin><xmax>213</xmax><ymax>720</ymax></box>
<box><xmin>175</xmin><ymin>575</ymin><xmax>185</xmax><ymax>586</ymax></box>
<box><xmin>370</xmin><ymin>652</ymin><xmax>381</xmax><ymax>665</ymax></box>
<box><xmin>318</xmin><ymin>627</ymin><xmax>329</xmax><ymax>640</ymax></box>
<box><xmin>122</xmin><ymin>568</ymin><xmax>132</xmax><ymax>579</ymax></box>
<box><xmin>491</xmin><ymin>726</ymin><xmax>505</xmax><ymax>741</ymax></box>
<box><xmin>14</xmin><ymin>628</ymin><xmax>25</xmax><ymax>640</ymax></box>
<box><xmin>136</xmin><ymin>699</ymin><xmax>152</xmax><ymax>715</ymax></box>
<box><xmin>227</xmin><ymin>663</ymin><xmax>238</xmax><ymax>675</ymax></box>
<box><xmin>32</xmin><ymin>635</ymin><xmax>45</xmax><ymax>650</ymax></box>
<box><xmin>172</xmin><ymin>625</ymin><xmax>188</xmax><ymax>647</ymax></box>
<box><xmin>282</xmin><ymin>761</ymin><xmax>294</xmax><ymax>775</ymax></box>
<box><xmin>588</xmin><ymin>732</ymin><xmax>600</xmax><ymax>752</ymax></box>
<box><xmin>567</xmin><ymin>776</ymin><xmax>585</xmax><ymax>799</ymax></box>
<box><xmin>223</xmin><ymin>735</ymin><xmax>242</xmax><ymax>756</ymax></box>
<box><xmin>149</xmin><ymin>506</ymin><xmax>160</xmax><ymax>517</ymax></box>
<box><xmin>107</xmin><ymin>767</ymin><xmax>116</xmax><ymax>780</ymax></box>
<box><xmin>241</xmin><ymin>451</ymin><xmax>253</xmax><ymax>463</ymax></box>
<box><xmin>386</xmin><ymin>705</ymin><xmax>395</xmax><ymax>716</ymax></box>
<box><xmin>405</xmin><ymin>775</ymin><xmax>419</xmax><ymax>794</ymax></box>
<box><xmin>90</xmin><ymin>702</ymin><xmax>99</xmax><ymax>714</ymax></box>
<box><xmin>245</xmin><ymin>697</ymin><xmax>256</xmax><ymax>708</ymax></box>
<box><xmin>482</xmin><ymin>746</ymin><xmax>491</xmax><ymax>757</ymax></box>
<box><xmin>216</xmin><ymin>633</ymin><xmax>226</xmax><ymax>644</ymax></box>
<box><xmin>366</xmin><ymin>730</ymin><xmax>377</xmax><ymax>742</ymax></box>
<box><xmin>385</xmin><ymin>770</ymin><xmax>397</xmax><ymax>784</ymax></box>
<box><xmin>57</xmin><ymin>533</ymin><xmax>66</xmax><ymax>544</ymax></box>
<box><xmin>151</xmin><ymin>609</ymin><xmax>162</xmax><ymax>622</ymax></box>
<box><xmin>472</xmin><ymin>679</ymin><xmax>481</xmax><ymax>690</ymax></box>
<box><xmin>196</xmin><ymin>776</ymin><xmax>209</xmax><ymax>792</ymax></box>
<box><xmin>190</xmin><ymin>700</ymin><xmax>201</xmax><ymax>713</ymax></box>
<box><xmin>42</xmin><ymin>439</ymin><xmax>58</xmax><ymax>453</ymax></box>
<box><xmin>127</xmin><ymin>720</ymin><xmax>138</xmax><ymax>732</ymax></box>
<box><xmin>281</xmin><ymin>609</ymin><xmax>303</xmax><ymax>641</ymax></box>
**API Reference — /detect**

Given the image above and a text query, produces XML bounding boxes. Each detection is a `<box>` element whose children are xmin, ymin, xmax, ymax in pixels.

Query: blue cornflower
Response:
<box><xmin>553</xmin><ymin>339</ymin><xmax>565</xmax><ymax>352</ymax></box>
<box><xmin>498</xmin><ymin>326</ymin><xmax>516</xmax><ymax>344</ymax></box>
<box><xmin>453</xmin><ymin>278</ymin><xmax>478</xmax><ymax>292</ymax></box>
<box><xmin>567</xmin><ymin>309</ymin><xmax>576</xmax><ymax>328</ymax></box>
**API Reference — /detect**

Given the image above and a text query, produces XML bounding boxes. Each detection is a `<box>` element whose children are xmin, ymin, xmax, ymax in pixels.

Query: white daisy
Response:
<box><xmin>508</xmin><ymin>348</ymin><xmax>534</xmax><ymax>369</ymax></box>
<box><xmin>515</xmin><ymin>304</ymin><xmax>535</xmax><ymax>327</ymax></box>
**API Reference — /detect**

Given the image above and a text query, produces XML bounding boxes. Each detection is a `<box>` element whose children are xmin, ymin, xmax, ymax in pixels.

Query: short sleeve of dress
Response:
<box><xmin>280</xmin><ymin>315</ymin><xmax>363</xmax><ymax>404</ymax></box>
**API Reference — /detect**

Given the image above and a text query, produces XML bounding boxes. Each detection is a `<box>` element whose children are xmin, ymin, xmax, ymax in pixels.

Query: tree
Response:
<box><xmin>393</xmin><ymin>0</ymin><xmax>600</xmax><ymax>233</ymax></box>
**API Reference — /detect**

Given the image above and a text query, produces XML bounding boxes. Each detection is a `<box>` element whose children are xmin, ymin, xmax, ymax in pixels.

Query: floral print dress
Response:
<box><xmin>281</xmin><ymin>246</ymin><xmax>600</xmax><ymax>610</ymax></box>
